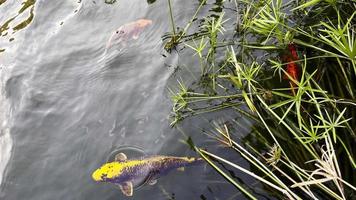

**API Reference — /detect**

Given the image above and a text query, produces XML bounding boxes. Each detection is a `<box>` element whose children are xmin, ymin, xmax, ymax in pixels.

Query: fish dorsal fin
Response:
<box><xmin>119</xmin><ymin>181</ymin><xmax>133</xmax><ymax>196</ymax></box>
<box><xmin>115</xmin><ymin>153</ymin><xmax>127</xmax><ymax>162</ymax></box>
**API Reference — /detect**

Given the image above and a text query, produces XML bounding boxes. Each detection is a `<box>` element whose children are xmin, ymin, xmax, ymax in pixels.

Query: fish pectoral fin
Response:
<box><xmin>147</xmin><ymin>179</ymin><xmax>157</xmax><ymax>186</ymax></box>
<box><xmin>177</xmin><ymin>167</ymin><xmax>185</xmax><ymax>172</ymax></box>
<box><xmin>118</xmin><ymin>181</ymin><xmax>133</xmax><ymax>197</ymax></box>
<box><xmin>132</xmin><ymin>34</ymin><xmax>139</xmax><ymax>40</ymax></box>
<box><xmin>115</xmin><ymin>153</ymin><xmax>128</xmax><ymax>162</ymax></box>
<box><xmin>132</xmin><ymin>30</ymin><xmax>140</xmax><ymax>40</ymax></box>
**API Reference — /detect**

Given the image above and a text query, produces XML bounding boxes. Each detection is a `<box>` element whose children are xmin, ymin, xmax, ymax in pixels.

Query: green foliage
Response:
<box><xmin>166</xmin><ymin>0</ymin><xmax>356</xmax><ymax>199</ymax></box>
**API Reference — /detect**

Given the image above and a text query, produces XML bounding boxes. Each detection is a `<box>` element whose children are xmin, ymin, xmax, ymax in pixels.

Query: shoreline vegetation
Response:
<box><xmin>164</xmin><ymin>0</ymin><xmax>356</xmax><ymax>199</ymax></box>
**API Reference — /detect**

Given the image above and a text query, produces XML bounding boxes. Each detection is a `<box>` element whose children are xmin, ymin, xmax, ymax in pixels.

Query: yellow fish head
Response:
<box><xmin>92</xmin><ymin>162</ymin><xmax>124</xmax><ymax>182</ymax></box>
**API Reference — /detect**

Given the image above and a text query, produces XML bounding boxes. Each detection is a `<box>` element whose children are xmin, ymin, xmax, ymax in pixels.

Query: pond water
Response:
<box><xmin>0</xmin><ymin>1</ymin><xmax>271</xmax><ymax>199</ymax></box>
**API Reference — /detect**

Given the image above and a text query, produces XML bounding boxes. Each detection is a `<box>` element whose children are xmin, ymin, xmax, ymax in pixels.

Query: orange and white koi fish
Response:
<box><xmin>106</xmin><ymin>19</ymin><xmax>152</xmax><ymax>49</ymax></box>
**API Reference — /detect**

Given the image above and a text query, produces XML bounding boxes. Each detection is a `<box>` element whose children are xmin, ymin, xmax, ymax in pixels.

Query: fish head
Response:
<box><xmin>106</xmin><ymin>26</ymin><xmax>127</xmax><ymax>49</ymax></box>
<box><xmin>92</xmin><ymin>162</ymin><xmax>125</xmax><ymax>183</ymax></box>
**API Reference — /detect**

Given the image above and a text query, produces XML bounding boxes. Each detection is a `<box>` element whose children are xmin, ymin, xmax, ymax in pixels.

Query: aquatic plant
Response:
<box><xmin>163</xmin><ymin>0</ymin><xmax>208</xmax><ymax>52</ymax></box>
<box><xmin>166</xmin><ymin>0</ymin><xmax>356</xmax><ymax>199</ymax></box>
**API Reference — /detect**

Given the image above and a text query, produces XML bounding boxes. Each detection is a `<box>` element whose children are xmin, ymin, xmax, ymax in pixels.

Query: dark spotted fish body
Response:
<box><xmin>92</xmin><ymin>155</ymin><xmax>203</xmax><ymax>196</ymax></box>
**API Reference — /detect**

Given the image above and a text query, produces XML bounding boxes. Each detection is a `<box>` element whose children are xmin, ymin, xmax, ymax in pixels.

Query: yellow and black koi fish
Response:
<box><xmin>92</xmin><ymin>153</ymin><xmax>202</xmax><ymax>196</ymax></box>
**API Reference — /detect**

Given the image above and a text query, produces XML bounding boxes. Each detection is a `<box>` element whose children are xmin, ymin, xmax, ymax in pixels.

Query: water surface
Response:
<box><xmin>0</xmin><ymin>1</ymin><xmax>270</xmax><ymax>199</ymax></box>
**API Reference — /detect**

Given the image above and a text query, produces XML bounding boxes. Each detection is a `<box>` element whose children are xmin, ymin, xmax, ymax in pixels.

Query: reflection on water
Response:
<box><xmin>12</xmin><ymin>6</ymin><xmax>34</xmax><ymax>32</ymax></box>
<box><xmin>0</xmin><ymin>129</ymin><xmax>11</xmax><ymax>185</ymax></box>
<box><xmin>0</xmin><ymin>0</ymin><xmax>36</xmax><ymax>55</ymax></box>
<box><xmin>0</xmin><ymin>0</ymin><xmax>271</xmax><ymax>199</ymax></box>
<box><xmin>105</xmin><ymin>0</ymin><xmax>157</xmax><ymax>5</ymax></box>
<box><xmin>0</xmin><ymin>0</ymin><xmax>7</xmax><ymax>6</ymax></box>
<box><xmin>0</xmin><ymin>0</ymin><xmax>36</xmax><ymax>35</ymax></box>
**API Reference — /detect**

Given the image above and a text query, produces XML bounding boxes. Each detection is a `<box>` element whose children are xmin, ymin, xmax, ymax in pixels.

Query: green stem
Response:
<box><xmin>178</xmin><ymin>0</ymin><xmax>207</xmax><ymax>41</ymax></box>
<box><xmin>167</xmin><ymin>0</ymin><xmax>176</xmax><ymax>35</ymax></box>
